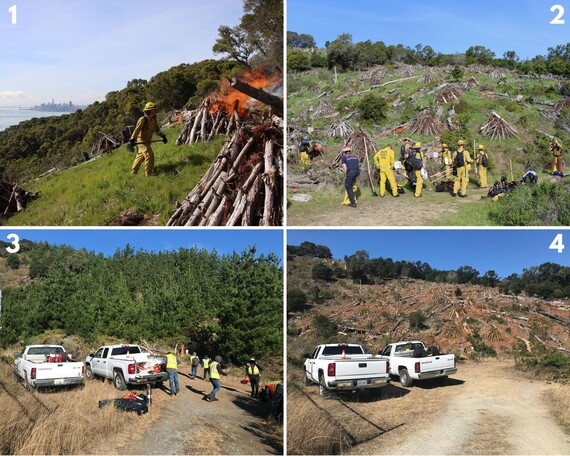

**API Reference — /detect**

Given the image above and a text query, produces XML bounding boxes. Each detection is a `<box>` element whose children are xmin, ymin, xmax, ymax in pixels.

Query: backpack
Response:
<box><xmin>455</xmin><ymin>150</ymin><xmax>465</xmax><ymax>167</ymax></box>
<box><xmin>410</xmin><ymin>151</ymin><xmax>423</xmax><ymax>169</ymax></box>
<box><xmin>192</xmin><ymin>356</ymin><xmax>200</xmax><ymax>366</ymax></box>
<box><xmin>481</xmin><ymin>154</ymin><xmax>489</xmax><ymax>168</ymax></box>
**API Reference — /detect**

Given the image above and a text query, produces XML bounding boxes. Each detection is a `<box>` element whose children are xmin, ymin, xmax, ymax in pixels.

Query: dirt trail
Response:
<box><xmin>106</xmin><ymin>371</ymin><xmax>281</xmax><ymax>455</ymax></box>
<box><xmin>351</xmin><ymin>359</ymin><xmax>570</xmax><ymax>455</ymax></box>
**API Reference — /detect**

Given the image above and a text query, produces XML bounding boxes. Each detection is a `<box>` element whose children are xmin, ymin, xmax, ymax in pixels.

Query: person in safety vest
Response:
<box><xmin>189</xmin><ymin>352</ymin><xmax>200</xmax><ymax>379</ymax></box>
<box><xmin>341</xmin><ymin>146</ymin><xmax>360</xmax><ymax>208</ymax></box>
<box><xmin>410</xmin><ymin>142</ymin><xmax>425</xmax><ymax>198</ymax></box>
<box><xmin>201</xmin><ymin>355</ymin><xmax>210</xmax><ymax>381</ymax></box>
<box><xmin>373</xmin><ymin>143</ymin><xmax>399</xmax><ymax>197</ymax></box>
<box><xmin>166</xmin><ymin>351</ymin><xmax>181</xmax><ymax>397</ymax></box>
<box><xmin>475</xmin><ymin>144</ymin><xmax>489</xmax><ymax>188</ymax></box>
<box><xmin>550</xmin><ymin>138</ymin><xmax>563</xmax><ymax>173</ymax></box>
<box><xmin>205</xmin><ymin>355</ymin><xmax>227</xmax><ymax>402</ymax></box>
<box><xmin>130</xmin><ymin>101</ymin><xmax>167</xmax><ymax>177</ymax></box>
<box><xmin>245</xmin><ymin>357</ymin><xmax>264</xmax><ymax>397</ymax></box>
<box><xmin>452</xmin><ymin>139</ymin><xmax>473</xmax><ymax>198</ymax></box>
<box><xmin>440</xmin><ymin>144</ymin><xmax>453</xmax><ymax>179</ymax></box>
<box><xmin>260</xmin><ymin>379</ymin><xmax>284</xmax><ymax>423</ymax></box>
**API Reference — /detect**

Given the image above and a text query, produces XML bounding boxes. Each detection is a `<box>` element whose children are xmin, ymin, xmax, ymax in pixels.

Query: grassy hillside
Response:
<box><xmin>4</xmin><ymin>126</ymin><xmax>224</xmax><ymax>226</ymax></box>
<box><xmin>287</xmin><ymin>65</ymin><xmax>570</xmax><ymax>225</ymax></box>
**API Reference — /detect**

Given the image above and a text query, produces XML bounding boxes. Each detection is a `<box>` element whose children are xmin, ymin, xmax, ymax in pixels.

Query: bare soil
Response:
<box><xmin>95</xmin><ymin>371</ymin><xmax>282</xmax><ymax>455</ymax></box>
<box><xmin>341</xmin><ymin>359</ymin><xmax>570</xmax><ymax>455</ymax></box>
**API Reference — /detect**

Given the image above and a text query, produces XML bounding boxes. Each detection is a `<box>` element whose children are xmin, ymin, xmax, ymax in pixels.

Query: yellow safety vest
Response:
<box><xmin>210</xmin><ymin>361</ymin><xmax>220</xmax><ymax>380</ymax></box>
<box><xmin>166</xmin><ymin>354</ymin><xmax>177</xmax><ymax>370</ymax></box>
<box><xmin>203</xmin><ymin>358</ymin><xmax>210</xmax><ymax>369</ymax></box>
<box><xmin>247</xmin><ymin>365</ymin><xmax>260</xmax><ymax>376</ymax></box>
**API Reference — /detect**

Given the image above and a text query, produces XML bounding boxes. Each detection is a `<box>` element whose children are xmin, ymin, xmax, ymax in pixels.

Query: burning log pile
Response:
<box><xmin>480</xmin><ymin>111</ymin><xmax>518</xmax><ymax>139</ymax></box>
<box><xmin>0</xmin><ymin>182</ymin><xmax>38</xmax><ymax>216</ymax></box>
<box><xmin>435</xmin><ymin>85</ymin><xmax>462</xmax><ymax>104</ymax></box>
<box><xmin>409</xmin><ymin>109</ymin><xmax>442</xmax><ymax>136</ymax></box>
<box><xmin>167</xmin><ymin>119</ymin><xmax>282</xmax><ymax>226</ymax></box>
<box><xmin>327</xmin><ymin>120</ymin><xmax>354</xmax><ymax>138</ymax></box>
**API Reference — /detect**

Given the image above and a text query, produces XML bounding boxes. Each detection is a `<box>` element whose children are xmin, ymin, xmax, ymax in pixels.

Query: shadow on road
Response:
<box><xmin>413</xmin><ymin>377</ymin><xmax>465</xmax><ymax>389</ymax></box>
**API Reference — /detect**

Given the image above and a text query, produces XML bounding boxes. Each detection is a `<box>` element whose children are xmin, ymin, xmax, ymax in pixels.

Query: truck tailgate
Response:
<box><xmin>334</xmin><ymin>358</ymin><xmax>387</xmax><ymax>379</ymax></box>
<box><xmin>35</xmin><ymin>362</ymin><xmax>84</xmax><ymax>382</ymax></box>
<box><xmin>419</xmin><ymin>355</ymin><xmax>455</xmax><ymax>373</ymax></box>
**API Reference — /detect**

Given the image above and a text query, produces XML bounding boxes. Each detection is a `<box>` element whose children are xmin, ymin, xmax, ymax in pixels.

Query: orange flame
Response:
<box><xmin>209</xmin><ymin>69</ymin><xmax>282</xmax><ymax>117</ymax></box>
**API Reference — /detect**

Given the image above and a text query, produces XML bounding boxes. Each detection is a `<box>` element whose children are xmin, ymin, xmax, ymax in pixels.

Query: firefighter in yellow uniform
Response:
<box><xmin>130</xmin><ymin>102</ymin><xmax>167</xmax><ymax>176</ymax></box>
<box><xmin>550</xmin><ymin>138</ymin><xmax>563</xmax><ymax>173</ymax></box>
<box><xmin>452</xmin><ymin>139</ymin><xmax>473</xmax><ymax>197</ymax></box>
<box><xmin>299</xmin><ymin>151</ymin><xmax>310</xmax><ymax>172</ymax></box>
<box><xmin>475</xmin><ymin>144</ymin><xmax>489</xmax><ymax>188</ymax></box>
<box><xmin>411</xmin><ymin>142</ymin><xmax>424</xmax><ymax>198</ymax></box>
<box><xmin>373</xmin><ymin>144</ymin><xmax>399</xmax><ymax>197</ymax></box>
<box><xmin>441</xmin><ymin>144</ymin><xmax>453</xmax><ymax>178</ymax></box>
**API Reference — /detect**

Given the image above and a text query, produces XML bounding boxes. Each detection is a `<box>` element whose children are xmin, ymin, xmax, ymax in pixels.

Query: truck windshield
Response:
<box><xmin>28</xmin><ymin>346</ymin><xmax>64</xmax><ymax>356</ymax></box>
<box><xmin>322</xmin><ymin>346</ymin><xmax>364</xmax><ymax>356</ymax></box>
<box><xmin>111</xmin><ymin>346</ymin><xmax>141</xmax><ymax>356</ymax></box>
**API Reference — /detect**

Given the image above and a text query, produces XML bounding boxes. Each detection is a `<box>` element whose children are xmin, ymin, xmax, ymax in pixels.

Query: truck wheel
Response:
<box><xmin>85</xmin><ymin>365</ymin><xmax>94</xmax><ymax>380</ymax></box>
<box><xmin>304</xmin><ymin>370</ymin><xmax>311</xmax><ymax>386</ymax></box>
<box><xmin>399</xmin><ymin>368</ymin><xmax>413</xmax><ymax>387</ymax></box>
<box><xmin>318</xmin><ymin>374</ymin><xmax>328</xmax><ymax>397</ymax></box>
<box><xmin>113</xmin><ymin>371</ymin><xmax>127</xmax><ymax>391</ymax></box>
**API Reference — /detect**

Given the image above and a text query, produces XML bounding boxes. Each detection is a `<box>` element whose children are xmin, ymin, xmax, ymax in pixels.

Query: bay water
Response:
<box><xmin>0</xmin><ymin>107</ymin><xmax>68</xmax><ymax>132</ymax></box>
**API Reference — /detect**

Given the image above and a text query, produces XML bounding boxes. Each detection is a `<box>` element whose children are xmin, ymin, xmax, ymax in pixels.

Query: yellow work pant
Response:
<box><xmin>453</xmin><ymin>166</ymin><xmax>469</xmax><ymax>195</ymax></box>
<box><xmin>478</xmin><ymin>166</ymin><xmax>487</xmax><ymax>188</ymax></box>
<box><xmin>342</xmin><ymin>185</ymin><xmax>358</xmax><ymax>205</ymax></box>
<box><xmin>444</xmin><ymin>165</ymin><xmax>452</xmax><ymax>179</ymax></box>
<box><xmin>300</xmin><ymin>152</ymin><xmax>310</xmax><ymax>172</ymax></box>
<box><xmin>131</xmin><ymin>144</ymin><xmax>155</xmax><ymax>176</ymax></box>
<box><xmin>379</xmin><ymin>169</ymin><xmax>398</xmax><ymax>196</ymax></box>
<box><xmin>551</xmin><ymin>155</ymin><xmax>563</xmax><ymax>173</ymax></box>
<box><xmin>413</xmin><ymin>169</ymin><xmax>423</xmax><ymax>197</ymax></box>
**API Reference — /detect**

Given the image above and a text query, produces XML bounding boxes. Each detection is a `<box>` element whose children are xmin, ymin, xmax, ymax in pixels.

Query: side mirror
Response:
<box><xmin>13</xmin><ymin>352</ymin><xmax>21</xmax><ymax>359</ymax></box>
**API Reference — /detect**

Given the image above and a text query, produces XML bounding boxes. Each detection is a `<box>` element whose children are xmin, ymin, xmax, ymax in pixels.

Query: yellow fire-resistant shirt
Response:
<box><xmin>131</xmin><ymin>114</ymin><xmax>163</xmax><ymax>144</ymax></box>
<box><xmin>373</xmin><ymin>147</ymin><xmax>395</xmax><ymax>171</ymax></box>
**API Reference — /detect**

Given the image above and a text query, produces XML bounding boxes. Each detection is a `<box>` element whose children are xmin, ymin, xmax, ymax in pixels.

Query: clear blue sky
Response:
<box><xmin>287</xmin><ymin>229</ymin><xmax>570</xmax><ymax>278</ymax></box>
<box><xmin>287</xmin><ymin>0</ymin><xmax>570</xmax><ymax>60</ymax></box>
<box><xmin>0</xmin><ymin>229</ymin><xmax>283</xmax><ymax>264</ymax></box>
<box><xmin>0</xmin><ymin>0</ymin><xmax>242</xmax><ymax>107</ymax></box>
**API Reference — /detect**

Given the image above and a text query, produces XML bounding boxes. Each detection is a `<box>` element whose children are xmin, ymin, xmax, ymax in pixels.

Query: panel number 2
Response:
<box><xmin>550</xmin><ymin>4</ymin><xmax>565</xmax><ymax>24</ymax></box>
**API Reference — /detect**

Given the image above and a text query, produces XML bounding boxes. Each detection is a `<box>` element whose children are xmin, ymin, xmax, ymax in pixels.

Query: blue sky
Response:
<box><xmin>287</xmin><ymin>0</ymin><xmax>570</xmax><ymax>60</ymax></box>
<box><xmin>287</xmin><ymin>229</ymin><xmax>570</xmax><ymax>278</ymax></box>
<box><xmin>0</xmin><ymin>229</ymin><xmax>284</xmax><ymax>264</ymax></box>
<box><xmin>0</xmin><ymin>0</ymin><xmax>242</xmax><ymax>107</ymax></box>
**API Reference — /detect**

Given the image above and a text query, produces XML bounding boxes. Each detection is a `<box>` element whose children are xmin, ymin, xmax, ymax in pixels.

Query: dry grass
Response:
<box><xmin>0</xmin><ymin>359</ymin><xmax>152</xmax><ymax>455</ymax></box>
<box><xmin>544</xmin><ymin>382</ymin><xmax>570</xmax><ymax>435</ymax></box>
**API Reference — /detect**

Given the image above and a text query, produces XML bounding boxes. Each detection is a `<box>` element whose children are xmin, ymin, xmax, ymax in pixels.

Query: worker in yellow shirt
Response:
<box><xmin>373</xmin><ymin>144</ymin><xmax>399</xmax><ymax>197</ymax></box>
<box><xmin>452</xmin><ymin>139</ymin><xmax>473</xmax><ymax>197</ymax></box>
<box><xmin>440</xmin><ymin>144</ymin><xmax>453</xmax><ymax>178</ymax></box>
<box><xmin>130</xmin><ymin>102</ymin><xmax>167</xmax><ymax>177</ymax></box>
<box><xmin>475</xmin><ymin>144</ymin><xmax>489</xmax><ymax>188</ymax></box>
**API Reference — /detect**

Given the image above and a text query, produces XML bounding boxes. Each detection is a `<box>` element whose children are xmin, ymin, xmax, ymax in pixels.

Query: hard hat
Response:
<box><xmin>342</xmin><ymin>146</ymin><xmax>352</xmax><ymax>152</ymax></box>
<box><xmin>192</xmin><ymin>352</ymin><xmax>197</xmax><ymax>356</ymax></box>
<box><xmin>144</xmin><ymin>102</ymin><xmax>157</xmax><ymax>111</ymax></box>
<box><xmin>478</xmin><ymin>144</ymin><xmax>485</xmax><ymax>150</ymax></box>
<box><xmin>442</xmin><ymin>143</ymin><xmax>448</xmax><ymax>149</ymax></box>
<box><xmin>250</xmin><ymin>357</ymin><xmax>256</xmax><ymax>362</ymax></box>
<box><xmin>458</xmin><ymin>139</ymin><xmax>465</xmax><ymax>146</ymax></box>
<box><xmin>414</xmin><ymin>142</ymin><xmax>422</xmax><ymax>149</ymax></box>
<box><xmin>214</xmin><ymin>355</ymin><xmax>222</xmax><ymax>363</ymax></box>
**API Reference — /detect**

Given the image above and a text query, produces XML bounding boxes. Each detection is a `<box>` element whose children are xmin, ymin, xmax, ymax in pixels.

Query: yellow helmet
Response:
<box><xmin>442</xmin><ymin>143</ymin><xmax>448</xmax><ymax>149</ymax></box>
<box><xmin>144</xmin><ymin>102</ymin><xmax>157</xmax><ymax>111</ymax></box>
<box><xmin>458</xmin><ymin>139</ymin><xmax>465</xmax><ymax>146</ymax></box>
<box><xmin>342</xmin><ymin>146</ymin><xmax>352</xmax><ymax>153</ymax></box>
<box><xmin>414</xmin><ymin>142</ymin><xmax>422</xmax><ymax>149</ymax></box>
<box><xmin>478</xmin><ymin>144</ymin><xmax>485</xmax><ymax>150</ymax></box>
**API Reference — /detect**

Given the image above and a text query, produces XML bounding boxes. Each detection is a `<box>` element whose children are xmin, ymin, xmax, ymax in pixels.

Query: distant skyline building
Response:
<box><xmin>31</xmin><ymin>99</ymin><xmax>88</xmax><ymax>113</ymax></box>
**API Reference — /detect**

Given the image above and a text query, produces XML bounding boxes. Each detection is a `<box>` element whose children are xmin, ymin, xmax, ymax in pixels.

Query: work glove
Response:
<box><xmin>129</xmin><ymin>138</ymin><xmax>136</xmax><ymax>148</ymax></box>
<box><xmin>162</xmin><ymin>135</ymin><xmax>168</xmax><ymax>144</ymax></box>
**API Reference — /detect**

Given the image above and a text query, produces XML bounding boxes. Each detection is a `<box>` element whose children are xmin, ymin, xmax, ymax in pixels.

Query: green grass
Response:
<box><xmin>5</xmin><ymin>126</ymin><xmax>224</xmax><ymax>226</ymax></box>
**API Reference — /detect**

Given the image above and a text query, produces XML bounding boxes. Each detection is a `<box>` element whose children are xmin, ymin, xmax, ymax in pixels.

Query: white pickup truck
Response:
<box><xmin>14</xmin><ymin>345</ymin><xmax>84</xmax><ymax>389</ymax></box>
<box><xmin>304</xmin><ymin>343</ymin><xmax>390</xmax><ymax>396</ymax></box>
<box><xmin>377</xmin><ymin>341</ymin><xmax>457</xmax><ymax>387</ymax></box>
<box><xmin>85</xmin><ymin>344</ymin><xmax>168</xmax><ymax>390</ymax></box>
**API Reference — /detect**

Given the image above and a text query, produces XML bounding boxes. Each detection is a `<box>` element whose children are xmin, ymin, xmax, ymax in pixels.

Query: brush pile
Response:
<box><xmin>418</xmin><ymin>70</ymin><xmax>435</xmax><ymax>84</ymax></box>
<box><xmin>409</xmin><ymin>109</ymin><xmax>442</xmax><ymax>136</ymax></box>
<box><xmin>480</xmin><ymin>111</ymin><xmax>518</xmax><ymax>139</ymax></box>
<box><xmin>332</xmin><ymin>129</ymin><xmax>377</xmax><ymax>167</ymax></box>
<box><xmin>435</xmin><ymin>85</ymin><xmax>462</xmax><ymax>104</ymax></box>
<box><xmin>327</xmin><ymin>120</ymin><xmax>354</xmax><ymax>138</ymax></box>
<box><xmin>0</xmin><ymin>182</ymin><xmax>38</xmax><ymax>217</ymax></box>
<box><xmin>553</xmin><ymin>97</ymin><xmax>570</xmax><ymax>116</ymax></box>
<box><xmin>90</xmin><ymin>132</ymin><xmax>122</xmax><ymax>156</ymax></box>
<box><xmin>313</xmin><ymin>100</ymin><xmax>336</xmax><ymax>117</ymax></box>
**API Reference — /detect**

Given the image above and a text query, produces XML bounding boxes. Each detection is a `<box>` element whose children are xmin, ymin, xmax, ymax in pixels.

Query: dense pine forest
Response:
<box><xmin>0</xmin><ymin>240</ymin><xmax>283</xmax><ymax>364</ymax></box>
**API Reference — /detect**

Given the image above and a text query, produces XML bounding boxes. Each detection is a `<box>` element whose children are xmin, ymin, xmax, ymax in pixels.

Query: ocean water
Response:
<box><xmin>0</xmin><ymin>108</ymin><xmax>68</xmax><ymax>132</ymax></box>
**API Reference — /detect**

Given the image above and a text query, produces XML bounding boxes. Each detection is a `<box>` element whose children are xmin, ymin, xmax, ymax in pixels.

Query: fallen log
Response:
<box><xmin>229</xmin><ymin>77</ymin><xmax>283</xmax><ymax>116</ymax></box>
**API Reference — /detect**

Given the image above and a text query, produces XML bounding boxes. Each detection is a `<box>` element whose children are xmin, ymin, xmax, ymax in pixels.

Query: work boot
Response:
<box><xmin>349</xmin><ymin>203</ymin><xmax>357</xmax><ymax>208</ymax></box>
<box><xmin>414</xmin><ymin>194</ymin><xmax>422</xmax><ymax>198</ymax></box>
<box><xmin>393</xmin><ymin>194</ymin><xmax>399</xmax><ymax>197</ymax></box>
<box><xmin>205</xmin><ymin>395</ymin><xmax>212</xmax><ymax>402</ymax></box>
<box><xmin>459</xmin><ymin>193</ymin><xmax>467</xmax><ymax>198</ymax></box>
<box><xmin>451</xmin><ymin>193</ymin><xmax>457</xmax><ymax>197</ymax></box>
<box><xmin>212</xmin><ymin>397</ymin><xmax>219</xmax><ymax>402</ymax></box>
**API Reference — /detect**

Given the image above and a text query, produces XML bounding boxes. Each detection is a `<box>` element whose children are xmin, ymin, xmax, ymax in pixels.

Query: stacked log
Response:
<box><xmin>409</xmin><ymin>109</ymin><xmax>442</xmax><ymax>136</ymax></box>
<box><xmin>418</xmin><ymin>70</ymin><xmax>435</xmax><ymax>84</ymax></box>
<box><xmin>327</xmin><ymin>120</ymin><xmax>354</xmax><ymax>138</ymax></box>
<box><xmin>332</xmin><ymin>129</ymin><xmax>377</xmax><ymax>167</ymax></box>
<box><xmin>480</xmin><ymin>111</ymin><xmax>518</xmax><ymax>139</ymax></box>
<box><xmin>313</xmin><ymin>100</ymin><xmax>336</xmax><ymax>117</ymax></box>
<box><xmin>489</xmin><ymin>69</ymin><xmax>506</xmax><ymax>79</ymax></box>
<box><xmin>90</xmin><ymin>132</ymin><xmax>121</xmax><ymax>156</ymax></box>
<box><xmin>0</xmin><ymin>182</ymin><xmax>38</xmax><ymax>216</ymax></box>
<box><xmin>435</xmin><ymin>86</ymin><xmax>462</xmax><ymax>104</ymax></box>
<box><xmin>465</xmin><ymin>76</ymin><xmax>479</xmax><ymax>87</ymax></box>
<box><xmin>167</xmin><ymin>117</ymin><xmax>283</xmax><ymax>226</ymax></box>
<box><xmin>176</xmin><ymin>98</ymin><xmax>239</xmax><ymax>145</ymax></box>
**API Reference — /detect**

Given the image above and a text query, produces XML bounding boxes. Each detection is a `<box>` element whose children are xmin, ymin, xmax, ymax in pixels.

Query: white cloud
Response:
<box><xmin>0</xmin><ymin>91</ymin><xmax>26</xmax><ymax>98</ymax></box>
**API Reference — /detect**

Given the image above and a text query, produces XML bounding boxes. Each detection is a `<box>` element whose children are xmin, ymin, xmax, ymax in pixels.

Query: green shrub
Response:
<box><xmin>288</xmin><ymin>289</ymin><xmax>308</xmax><ymax>312</ymax></box>
<box><xmin>313</xmin><ymin>314</ymin><xmax>338</xmax><ymax>339</ymax></box>
<box><xmin>312</xmin><ymin>263</ymin><xmax>335</xmax><ymax>282</ymax></box>
<box><xmin>408</xmin><ymin>310</ymin><xmax>427</xmax><ymax>330</ymax></box>
<box><xmin>6</xmin><ymin>254</ymin><xmax>20</xmax><ymax>270</ymax></box>
<box><xmin>357</xmin><ymin>92</ymin><xmax>388</xmax><ymax>122</ymax></box>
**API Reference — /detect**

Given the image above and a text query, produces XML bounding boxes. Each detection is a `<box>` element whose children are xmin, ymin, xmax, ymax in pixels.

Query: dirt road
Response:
<box><xmin>350</xmin><ymin>359</ymin><xmax>570</xmax><ymax>455</ymax></box>
<box><xmin>101</xmin><ymin>372</ymin><xmax>282</xmax><ymax>455</ymax></box>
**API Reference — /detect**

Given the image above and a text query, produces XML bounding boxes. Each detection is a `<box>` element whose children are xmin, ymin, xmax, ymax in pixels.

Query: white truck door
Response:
<box><xmin>91</xmin><ymin>348</ymin><xmax>108</xmax><ymax>376</ymax></box>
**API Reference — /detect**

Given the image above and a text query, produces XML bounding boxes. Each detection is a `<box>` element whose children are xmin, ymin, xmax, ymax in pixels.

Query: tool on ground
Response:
<box><xmin>125</xmin><ymin>140</ymin><xmax>163</xmax><ymax>153</ymax></box>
